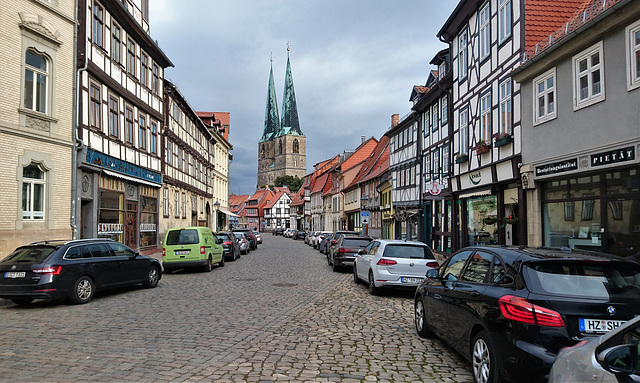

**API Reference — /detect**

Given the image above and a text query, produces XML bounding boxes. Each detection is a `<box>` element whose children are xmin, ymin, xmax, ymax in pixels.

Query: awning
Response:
<box><xmin>103</xmin><ymin>170</ymin><xmax>161</xmax><ymax>188</ymax></box>
<box><xmin>457</xmin><ymin>188</ymin><xmax>492</xmax><ymax>199</ymax></box>
<box><xmin>218</xmin><ymin>207</ymin><xmax>239</xmax><ymax>218</ymax></box>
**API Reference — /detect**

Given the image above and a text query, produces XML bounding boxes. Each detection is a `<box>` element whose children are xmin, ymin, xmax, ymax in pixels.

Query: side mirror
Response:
<box><xmin>426</xmin><ymin>269</ymin><xmax>440</xmax><ymax>279</ymax></box>
<box><xmin>597</xmin><ymin>344</ymin><xmax>638</xmax><ymax>375</ymax></box>
<box><xmin>357</xmin><ymin>249</ymin><xmax>364</xmax><ymax>255</ymax></box>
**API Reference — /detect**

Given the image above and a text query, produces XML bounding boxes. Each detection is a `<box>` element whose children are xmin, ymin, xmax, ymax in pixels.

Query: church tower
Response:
<box><xmin>257</xmin><ymin>46</ymin><xmax>306</xmax><ymax>189</ymax></box>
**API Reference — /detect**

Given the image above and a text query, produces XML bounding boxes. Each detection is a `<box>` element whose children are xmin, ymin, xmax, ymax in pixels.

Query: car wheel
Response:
<box><xmin>204</xmin><ymin>257</ymin><xmax>213</xmax><ymax>272</ymax></box>
<box><xmin>368</xmin><ymin>271</ymin><xmax>380</xmax><ymax>296</ymax></box>
<box><xmin>70</xmin><ymin>275</ymin><xmax>94</xmax><ymax>304</ymax></box>
<box><xmin>218</xmin><ymin>254</ymin><xmax>225</xmax><ymax>267</ymax></box>
<box><xmin>472</xmin><ymin>331</ymin><xmax>501</xmax><ymax>383</ymax></box>
<box><xmin>143</xmin><ymin>266</ymin><xmax>160</xmax><ymax>288</ymax></box>
<box><xmin>353</xmin><ymin>265</ymin><xmax>361</xmax><ymax>284</ymax></box>
<box><xmin>327</xmin><ymin>253</ymin><xmax>332</xmax><ymax>266</ymax></box>
<box><xmin>11</xmin><ymin>298</ymin><xmax>33</xmax><ymax>306</ymax></box>
<box><xmin>236</xmin><ymin>250</ymin><xmax>241</xmax><ymax>259</ymax></box>
<box><xmin>241</xmin><ymin>248</ymin><xmax>247</xmax><ymax>255</ymax></box>
<box><xmin>414</xmin><ymin>297</ymin><xmax>434</xmax><ymax>338</ymax></box>
<box><xmin>332</xmin><ymin>256</ymin><xmax>339</xmax><ymax>272</ymax></box>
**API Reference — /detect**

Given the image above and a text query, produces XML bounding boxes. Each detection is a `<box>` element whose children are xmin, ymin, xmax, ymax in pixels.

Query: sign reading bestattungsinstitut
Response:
<box><xmin>535</xmin><ymin>159</ymin><xmax>578</xmax><ymax>177</ymax></box>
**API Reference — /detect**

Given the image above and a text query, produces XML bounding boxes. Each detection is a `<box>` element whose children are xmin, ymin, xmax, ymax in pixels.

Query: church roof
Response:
<box><xmin>275</xmin><ymin>51</ymin><xmax>304</xmax><ymax>138</ymax></box>
<box><xmin>260</xmin><ymin>63</ymin><xmax>281</xmax><ymax>143</ymax></box>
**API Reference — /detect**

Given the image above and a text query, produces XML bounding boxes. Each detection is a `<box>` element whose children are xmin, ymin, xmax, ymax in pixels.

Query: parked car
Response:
<box><xmin>163</xmin><ymin>227</ymin><xmax>224</xmax><ymax>273</ymax></box>
<box><xmin>324</xmin><ymin>230</ymin><xmax>358</xmax><ymax>255</ymax></box>
<box><xmin>215</xmin><ymin>232</ymin><xmax>240</xmax><ymax>261</ymax></box>
<box><xmin>0</xmin><ymin>239</ymin><xmax>161</xmax><ymax>305</ymax></box>
<box><xmin>232</xmin><ymin>228</ymin><xmax>257</xmax><ymax>250</ymax></box>
<box><xmin>273</xmin><ymin>228</ymin><xmax>284</xmax><ymax>236</ymax></box>
<box><xmin>232</xmin><ymin>232</ymin><xmax>249</xmax><ymax>255</ymax></box>
<box><xmin>354</xmin><ymin>240</ymin><xmax>438</xmax><ymax>295</ymax></box>
<box><xmin>305</xmin><ymin>231</ymin><xmax>316</xmax><ymax>245</ymax></box>
<box><xmin>413</xmin><ymin>246</ymin><xmax>640</xmax><ymax>383</ymax></box>
<box><xmin>549</xmin><ymin>315</ymin><xmax>640</xmax><ymax>383</ymax></box>
<box><xmin>285</xmin><ymin>228</ymin><xmax>296</xmax><ymax>238</ymax></box>
<box><xmin>329</xmin><ymin>236</ymin><xmax>372</xmax><ymax>272</ymax></box>
<box><xmin>293</xmin><ymin>230</ymin><xmax>307</xmax><ymax>240</ymax></box>
<box><xmin>314</xmin><ymin>231</ymin><xmax>332</xmax><ymax>249</ymax></box>
<box><xmin>252</xmin><ymin>230</ymin><xmax>263</xmax><ymax>245</ymax></box>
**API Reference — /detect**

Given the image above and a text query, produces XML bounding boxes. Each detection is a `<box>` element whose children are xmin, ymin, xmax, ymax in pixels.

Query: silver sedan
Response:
<box><xmin>353</xmin><ymin>239</ymin><xmax>439</xmax><ymax>295</ymax></box>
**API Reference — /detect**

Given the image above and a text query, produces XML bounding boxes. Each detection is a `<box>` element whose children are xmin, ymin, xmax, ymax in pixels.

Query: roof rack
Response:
<box><xmin>28</xmin><ymin>239</ymin><xmax>69</xmax><ymax>245</ymax></box>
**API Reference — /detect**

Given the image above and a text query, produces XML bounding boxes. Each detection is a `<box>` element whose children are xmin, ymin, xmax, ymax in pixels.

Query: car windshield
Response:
<box><xmin>341</xmin><ymin>239</ymin><xmax>371</xmax><ymax>248</ymax></box>
<box><xmin>525</xmin><ymin>261</ymin><xmax>640</xmax><ymax>299</ymax></box>
<box><xmin>2</xmin><ymin>246</ymin><xmax>56</xmax><ymax>263</ymax></box>
<box><xmin>383</xmin><ymin>244</ymin><xmax>434</xmax><ymax>259</ymax></box>
<box><xmin>233</xmin><ymin>233</ymin><xmax>244</xmax><ymax>239</ymax></box>
<box><xmin>215</xmin><ymin>235</ymin><xmax>228</xmax><ymax>241</ymax></box>
<box><xmin>166</xmin><ymin>229</ymin><xmax>199</xmax><ymax>245</ymax></box>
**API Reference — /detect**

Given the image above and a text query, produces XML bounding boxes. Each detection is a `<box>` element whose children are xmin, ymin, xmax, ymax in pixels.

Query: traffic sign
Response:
<box><xmin>361</xmin><ymin>211</ymin><xmax>370</xmax><ymax>225</ymax></box>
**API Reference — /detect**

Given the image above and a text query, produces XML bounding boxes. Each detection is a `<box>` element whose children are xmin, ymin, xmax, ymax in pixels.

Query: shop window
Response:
<box><xmin>467</xmin><ymin>195</ymin><xmax>498</xmax><ymax>246</ymax></box>
<box><xmin>140</xmin><ymin>193</ymin><xmax>157</xmax><ymax>248</ymax></box>
<box><xmin>98</xmin><ymin>189</ymin><xmax>124</xmax><ymax>243</ymax></box>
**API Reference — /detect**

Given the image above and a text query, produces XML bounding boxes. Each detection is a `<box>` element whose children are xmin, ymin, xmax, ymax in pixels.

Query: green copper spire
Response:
<box><xmin>277</xmin><ymin>46</ymin><xmax>303</xmax><ymax>137</ymax></box>
<box><xmin>260</xmin><ymin>60</ymin><xmax>280</xmax><ymax>143</ymax></box>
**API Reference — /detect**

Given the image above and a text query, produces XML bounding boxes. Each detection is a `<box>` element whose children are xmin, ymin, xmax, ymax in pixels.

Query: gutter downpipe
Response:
<box><xmin>71</xmin><ymin>0</ymin><xmax>88</xmax><ymax>240</ymax></box>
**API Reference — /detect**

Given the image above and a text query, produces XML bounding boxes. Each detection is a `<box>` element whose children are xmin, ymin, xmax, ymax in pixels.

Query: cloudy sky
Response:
<box><xmin>149</xmin><ymin>0</ymin><xmax>459</xmax><ymax>195</ymax></box>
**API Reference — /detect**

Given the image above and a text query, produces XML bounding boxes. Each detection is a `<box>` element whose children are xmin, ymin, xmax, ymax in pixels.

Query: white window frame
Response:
<box><xmin>458</xmin><ymin>28</ymin><xmax>468</xmax><ymax>81</ymax></box>
<box><xmin>459</xmin><ymin>107</ymin><xmax>469</xmax><ymax>155</ymax></box>
<box><xmin>441</xmin><ymin>96</ymin><xmax>448</xmax><ymax>125</ymax></box>
<box><xmin>432</xmin><ymin>103</ymin><xmax>439</xmax><ymax>132</ymax></box>
<box><xmin>24</xmin><ymin>50</ymin><xmax>49</xmax><ymax>114</ymax></box>
<box><xmin>573</xmin><ymin>41</ymin><xmax>605</xmax><ymax>110</ymax></box>
<box><xmin>479</xmin><ymin>2</ymin><xmax>491</xmax><ymax>61</ymax></box>
<box><xmin>443</xmin><ymin>143</ymin><xmax>450</xmax><ymax>176</ymax></box>
<box><xmin>21</xmin><ymin>164</ymin><xmax>46</xmax><ymax>221</ymax></box>
<box><xmin>480</xmin><ymin>91</ymin><xmax>492</xmax><ymax>141</ymax></box>
<box><xmin>499</xmin><ymin>78</ymin><xmax>512</xmax><ymax>135</ymax></box>
<box><xmin>174</xmin><ymin>191</ymin><xmax>179</xmax><ymax>218</ymax></box>
<box><xmin>533</xmin><ymin>67</ymin><xmax>557</xmax><ymax>125</ymax></box>
<box><xmin>432</xmin><ymin>149</ymin><xmax>441</xmax><ymax>180</ymax></box>
<box><xmin>163</xmin><ymin>188</ymin><xmax>169</xmax><ymax>217</ymax></box>
<box><xmin>626</xmin><ymin>20</ymin><xmax>640</xmax><ymax>91</ymax></box>
<box><xmin>498</xmin><ymin>0</ymin><xmax>512</xmax><ymax>44</ymax></box>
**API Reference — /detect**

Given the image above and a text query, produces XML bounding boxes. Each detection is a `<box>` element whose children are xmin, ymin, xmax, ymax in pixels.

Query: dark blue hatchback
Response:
<box><xmin>0</xmin><ymin>239</ymin><xmax>161</xmax><ymax>305</ymax></box>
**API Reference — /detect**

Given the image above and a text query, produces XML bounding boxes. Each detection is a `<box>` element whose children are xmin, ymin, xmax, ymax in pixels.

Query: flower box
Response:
<box><xmin>476</xmin><ymin>146</ymin><xmax>491</xmax><ymax>155</ymax></box>
<box><xmin>493</xmin><ymin>133</ymin><xmax>513</xmax><ymax>148</ymax></box>
<box><xmin>455</xmin><ymin>154</ymin><xmax>469</xmax><ymax>164</ymax></box>
<box><xmin>483</xmin><ymin>217</ymin><xmax>498</xmax><ymax>225</ymax></box>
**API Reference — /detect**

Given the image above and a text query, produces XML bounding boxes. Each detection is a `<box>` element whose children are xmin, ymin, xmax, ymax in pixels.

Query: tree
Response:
<box><xmin>274</xmin><ymin>175</ymin><xmax>303</xmax><ymax>193</ymax></box>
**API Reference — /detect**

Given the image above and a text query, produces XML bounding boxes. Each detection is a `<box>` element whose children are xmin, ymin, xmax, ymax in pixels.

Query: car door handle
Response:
<box><xmin>471</xmin><ymin>291</ymin><xmax>481</xmax><ymax>297</ymax></box>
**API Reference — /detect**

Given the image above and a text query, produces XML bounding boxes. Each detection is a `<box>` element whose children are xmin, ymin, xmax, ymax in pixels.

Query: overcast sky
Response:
<box><xmin>149</xmin><ymin>0</ymin><xmax>459</xmax><ymax>196</ymax></box>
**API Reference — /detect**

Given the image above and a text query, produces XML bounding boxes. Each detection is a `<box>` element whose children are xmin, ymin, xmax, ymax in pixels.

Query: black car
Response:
<box><xmin>232</xmin><ymin>228</ymin><xmax>257</xmax><ymax>250</ymax></box>
<box><xmin>329</xmin><ymin>236</ymin><xmax>372</xmax><ymax>272</ymax></box>
<box><xmin>273</xmin><ymin>228</ymin><xmax>284</xmax><ymax>236</ymax></box>
<box><xmin>414</xmin><ymin>246</ymin><xmax>640</xmax><ymax>383</ymax></box>
<box><xmin>293</xmin><ymin>230</ymin><xmax>306</xmax><ymax>240</ymax></box>
<box><xmin>215</xmin><ymin>232</ymin><xmax>241</xmax><ymax>261</ymax></box>
<box><xmin>0</xmin><ymin>239</ymin><xmax>161</xmax><ymax>305</ymax></box>
<box><xmin>324</xmin><ymin>230</ymin><xmax>358</xmax><ymax>255</ymax></box>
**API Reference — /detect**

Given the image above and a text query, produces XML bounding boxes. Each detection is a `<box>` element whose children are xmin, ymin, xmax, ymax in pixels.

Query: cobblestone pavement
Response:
<box><xmin>0</xmin><ymin>235</ymin><xmax>474</xmax><ymax>382</ymax></box>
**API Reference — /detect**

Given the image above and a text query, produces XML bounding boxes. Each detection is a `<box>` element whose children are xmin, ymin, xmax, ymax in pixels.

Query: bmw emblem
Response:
<box><xmin>11</xmin><ymin>265</ymin><xmax>16</xmax><ymax>271</ymax></box>
<box><xmin>607</xmin><ymin>306</ymin><xmax>616</xmax><ymax>316</ymax></box>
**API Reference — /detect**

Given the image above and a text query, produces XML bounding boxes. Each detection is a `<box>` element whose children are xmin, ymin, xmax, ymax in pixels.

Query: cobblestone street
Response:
<box><xmin>0</xmin><ymin>236</ymin><xmax>473</xmax><ymax>382</ymax></box>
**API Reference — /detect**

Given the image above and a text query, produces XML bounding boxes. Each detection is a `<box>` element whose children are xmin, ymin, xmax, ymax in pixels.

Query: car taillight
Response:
<box><xmin>426</xmin><ymin>261</ymin><xmax>439</xmax><ymax>268</ymax></box>
<box><xmin>33</xmin><ymin>266</ymin><xmax>62</xmax><ymax>275</ymax></box>
<box><xmin>162</xmin><ymin>248</ymin><xmax>166</xmax><ymax>257</ymax></box>
<box><xmin>338</xmin><ymin>248</ymin><xmax>350</xmax><ymax>253</ymax></box>
<box><xmin>499</xmin><ymin>295</ymin><xmax>565</xmax><ymax>327</ymax></box>
<box><xmin>200</xmin><ymin>246</ymin><xmax>205</xmax><ymax>255</ymax></box>
<box><xmin>377</xmin><ymin>259</ymin><xmax>397</xmax><ymax>266</ymax></box>
<box><xmin>223</xmin><ymin>241</ymin><xmax>232</xmax><ymax>246</ymax></box>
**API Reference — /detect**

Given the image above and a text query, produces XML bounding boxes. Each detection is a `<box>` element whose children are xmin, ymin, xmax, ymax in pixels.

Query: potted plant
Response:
<box><xmin>475</xmin><ymin>139</ymin><xmax>491</xmax><ymax>154</ymax></box>
<box><xmin>455</xmin><ymin>153</ymin><xmax>469</xmax><ymax>164</ymax></box>
<box><xmin>493</xmin><ymin>132</ymin><xmax>513</xmax><ymax>147</ymax></box>
<box><xmin>502</xmin><ymin>214</ymin><xmax>518</xmax><ymax>225</ymax></box>
<box><xmin>483</xmin><ymin>216</ymin><xmax>498</xmax><ymax>225</ymax></box>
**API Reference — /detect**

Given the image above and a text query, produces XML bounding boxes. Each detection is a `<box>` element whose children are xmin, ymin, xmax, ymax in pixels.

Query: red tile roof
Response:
<box><xmin>311</xmin><ymin>173</ymin><xmax>329</xmax><ymax>194</ymax></box>
<box><xmin>348</xmin><ymin>136</ymin><xmax>389</xmax><ymax>188</ymax></box>
<box><xmin>341</xmin><ymin>137</ymin><xmax>378</xmax><ymax>173</ymax></box>
<box><xmin>526</xmin><ymin>0</ymin><xmax>585</xmax><ymax>52</ymax></box>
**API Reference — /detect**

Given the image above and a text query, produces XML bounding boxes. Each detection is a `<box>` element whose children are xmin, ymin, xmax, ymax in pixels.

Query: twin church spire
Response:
<box><xmin>260</xmin><ymin>46</ymin><xmax>303</xmax><ymax>143</ymax></box>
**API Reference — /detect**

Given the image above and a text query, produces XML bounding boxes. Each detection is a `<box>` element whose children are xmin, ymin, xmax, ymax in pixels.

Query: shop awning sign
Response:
<box><xmin>535</xmin><ymin>159</ymin><xmax>578</xmax><ymax>177</ymax></box>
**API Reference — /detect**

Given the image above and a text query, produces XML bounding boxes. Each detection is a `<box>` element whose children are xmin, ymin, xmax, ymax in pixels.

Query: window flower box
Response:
<box><xmin>493</xmin><ymin>132</ymin><xmax>513</xmax><ymax>147</ymax></box>
<box><xmin>455</xmin><ymin>154</ymin><xmax>469</xmax><ymax>164</ymax></box>
<box><xmin>475</xmin><ymin>140</ymin><xmax>491</xmax><ymax>155</ymax></box>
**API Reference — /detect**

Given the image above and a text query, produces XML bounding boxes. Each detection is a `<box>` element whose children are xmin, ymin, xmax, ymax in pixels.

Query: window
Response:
<box><xmin>178</xmin><ymin>148</ymin><xmax>183</xmax><ymax>171</ymax></box>
<box><xmin>499</xmin><ymin>78</ymin><xmax>512</xmax><ymax>135</ymax></box>
<box><xmin>498</xmin><ymin>0</ymin><xmax>512</xmax><ymax>44</ymax></box>
<box><xmin>441</xmin><ymin>96</ymin><xmax>448</xmax><ymax>125</ymax></box>
<box><xmin>573</xmin><ymin>42</ymin><xmax>604</xmax><ymax>110</ymax></box>
<box><xmin>138</xmin><ymin>114</ymin><xmax>146</xmax><ymax>149</ymax></box>
<box><xmin>534</xmin><ymin>68</ymin><xmax>556</xmax><ymax>124</ymax></box>
<box><xmin>141</xmin><ymin>53</ymin><xmax>149</xmax><ymax>88</ymax></box>
<box><xmin>459</xmin><ymin>107</ymin><xmax>469</xmax><ymax>155</ymax></box>
<box><xmin>109</xmin><ymin>95</ymin><xmax>119</xmax><ymax>137</ymax></box>
<box><xmin>163</xmin><ymin>188</ymin><xmax>168</xmax><ymax>217</ymax></box>
<box><xmin>92</xmin><ymin>2</ymin><xmax>104</xmax><ymax>48</ymax></box>
<box><xmin>480</xmin><ymin>91</ymin><xmax>491</xmax><ymax>141</ymax></box>
<box><xmin>433</xmin><ymin>150</ymin><xmax>441</xmax><ymax>180</ymax></box>
<box><xmin>424</xmin><ymin>111</ymin><xmax>430</xmax><ymax>137</ymax></box>
<box><xmin>172</xmin><ymin>103</ymin><xmax>182</xmax><ymax>125</ymax></box>
<box><xmin>24</xmin><ymin>50</ymin><xmax>48</xmax><ymax>114</ymax></box>
<box><xmin>89</xmin><ymin>82</ymin><xmax>101</xmax><ymax>130</ymax></box>
<box><xmin>626</xmin><ymin>20</ymin><xmax>640</xmax><ymax>90</ymax></box>
<box><xmin>127</xmin><ymin>38</ymin><xmax>136</xmax><ymax>77</ymax></box>
<box><xmin>479</xmin><ymin>2</ymin><xmax>491</xmax><ymax>61</ymax></box>
<box><xmin>174</xmin><ymin>191</ymin><xmax>179</xmax><ymax>218</ymax></box>
<box><xmin>152</xmin><ymin>64</ymin><xmax>159</xmax><ymax>95</ymax></box>
<box><xmin>182</xmin><ymin>193</ymin><xmax>186</xmax><ymax>218</ymax></box>
<box><xmin>150</xmin><ymin>121</ymin><xmax>158</xmax><ymax>154</ymax></box>
<box><xmin>142</xmin><ymin>0</ymin><xmax>149</xmax><ymax>21</ymax></box>
<box><xmin>424</xmin><ymin>154</ymin><xmax>431</xmax><ymax>182</ymax></box>
<box><xmin>125</xmin><ymin>106</ymin><xmax>134</xmax><ymax>144</ymax></box>
<box><xmin>443</xmin><ymin>144</ymin><xmax>450</xmax><ymax>175</ymax></box>
<box><xmin>111</xmin><ymin>22</ymin><xmax>121</xmax><ymax>64</ymax></box>
<box><xmin>438</xmin><ymin>62</ymin><xmax>446</xmax><ymax>79</ymax></box>
<box><xmin>22</xmin><ymin>164</ymin><xmax>45</xmax><ymax>220</ymax></box>
<box><xmin>458</xmin><ymin>29</ymin><xmax>468</xmax><ymax>80</ymax></box>
<box><xmin>432</xmin><ymin>103</ymin><xmax>439</xmax><ymax>132</ymax></box>
<box><xmin>167</xmin><ymin>142</ymin><xmax>173</xmax><ymax>166</ymax></box>
<box><xmin>293</xmin><ymin>139</ymin><xmax>299</xmax><ymax>154</ymax></box>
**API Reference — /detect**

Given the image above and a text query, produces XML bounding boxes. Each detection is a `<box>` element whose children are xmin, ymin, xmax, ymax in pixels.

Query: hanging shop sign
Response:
<box><xmin>591</xmin><ymin>146</ymin><xmax>635</xmax><ymax>167</ymax></box>
<box><xmin>427</xmin><ymin>182</ymin><xmax>445</xmax><ymax>196</ymax></box>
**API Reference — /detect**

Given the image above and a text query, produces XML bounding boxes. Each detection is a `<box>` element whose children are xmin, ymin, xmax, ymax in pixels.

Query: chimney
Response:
<box><xmin>361</xmin><ymin>135</ymin><xmax>366</xmax><ymax>144</ymax></box>
<box><xmin>391</xmin><ymin>114</ymin><xmax>399</xmax><ymax>128</ymax></box>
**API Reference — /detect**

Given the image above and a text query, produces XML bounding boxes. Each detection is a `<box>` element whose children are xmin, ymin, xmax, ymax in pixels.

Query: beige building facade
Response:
<box><xmin>0</xmin><ymin>0</ymin><xmax>76</xmax><ymax>258</ymax></box>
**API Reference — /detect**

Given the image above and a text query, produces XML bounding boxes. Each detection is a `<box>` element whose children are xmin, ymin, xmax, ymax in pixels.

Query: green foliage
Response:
<box><xmin>273</xmin><ymin>175</ymin><xmax>303</xmax><ymax>192</ymax></box>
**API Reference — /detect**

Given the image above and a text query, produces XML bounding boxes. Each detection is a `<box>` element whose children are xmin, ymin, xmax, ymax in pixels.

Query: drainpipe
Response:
<box><xmin>71</xmin><ymin>0</ymin><xmax>88</xmax><ymax>239</ymax></box>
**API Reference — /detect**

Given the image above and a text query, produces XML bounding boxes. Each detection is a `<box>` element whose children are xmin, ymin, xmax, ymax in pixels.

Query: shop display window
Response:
<box><xmin>467</xmin><ymin>195</ymin><xmax>498</xmax><ymax>246</ymax></box>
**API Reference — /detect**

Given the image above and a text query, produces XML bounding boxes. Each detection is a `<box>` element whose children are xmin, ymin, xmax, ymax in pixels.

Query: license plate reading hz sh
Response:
<box><xmin>579</xmin><ymin>318</ymin><xmax>626</xmax><ymax>333</ymax></box>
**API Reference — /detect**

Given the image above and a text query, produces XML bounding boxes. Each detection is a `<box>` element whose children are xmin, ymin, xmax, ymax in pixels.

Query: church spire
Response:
<box><xmin>260</xmin><ymin>59</ymin><xmax>280</xmax><ymax>143</ymax></box>
<box><xmin>277</xmin><ymin>44</ymin><xmax>303</xmax><ymax>137</ymax></box>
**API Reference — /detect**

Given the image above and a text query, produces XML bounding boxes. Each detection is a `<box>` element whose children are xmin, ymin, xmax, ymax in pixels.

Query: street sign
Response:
<box><xmin>361</xmin><ymin>211</ymin><xmax>370</xmax><ymax>225</ymax></box>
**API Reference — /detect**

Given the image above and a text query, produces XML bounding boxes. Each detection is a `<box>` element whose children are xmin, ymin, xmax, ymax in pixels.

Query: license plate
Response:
<box><xmin>4</xmin><ymin>272</ymin><xmax>26</xmax><ymax>278</ymax></box>
<box><xmin>401</xmin><ymin>277</ymin><xmax>423</xmax><ymax>284</ymax></box>
<box><xmin>579</xmin><ymin>318</ymin><xmax>626</xmax><ymax>333</ymax></box>
<box><xmin>175</xmin><ymin>250</ymin><xmax>190</xmax><ymax>255</ymax></box>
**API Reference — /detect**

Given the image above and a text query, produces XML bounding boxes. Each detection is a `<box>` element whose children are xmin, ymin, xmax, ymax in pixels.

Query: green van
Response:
<box><xmin>162</xmin><ymin>227</ymin><xmax>224</xmax><ymax>273</ymax></box>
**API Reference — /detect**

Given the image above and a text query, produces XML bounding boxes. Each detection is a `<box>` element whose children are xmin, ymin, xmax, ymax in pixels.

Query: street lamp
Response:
<box><xmin>214</xmin><ymin>201</ymin><xmax>220</xmax><ymax>231</ymax></box>
<box><xmin>361</xmin><ymin>195</ymin><xmax>369</xmax><ymax>236</ymax></box>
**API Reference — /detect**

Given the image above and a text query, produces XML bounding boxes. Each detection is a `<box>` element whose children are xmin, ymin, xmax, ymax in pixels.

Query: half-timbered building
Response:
<box><xmin>263</xmin><ymin>189</ymin><xmax>292</xmax><ymax>230</ymax></box>
<box><xmin>76</xmin><ymin>0</ymin><xmax>172</xmax><ymax>251</ymax></box>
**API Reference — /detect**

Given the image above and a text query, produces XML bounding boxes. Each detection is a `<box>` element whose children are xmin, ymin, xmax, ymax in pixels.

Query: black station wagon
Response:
<box><xmin>0</xmin><ymin>239</ymin><xmax>161</xmax><ymax>305</ymax></box>
<box><xmin>414</xmin><ymin>246</ymin><xmax>640</xmax><ymax>383</ymax></box>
